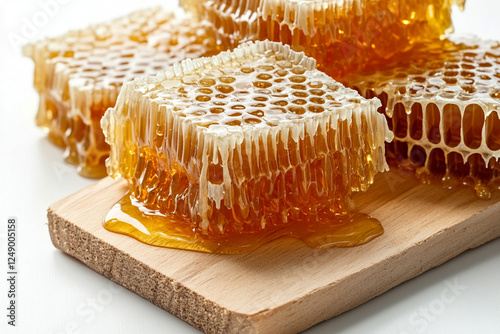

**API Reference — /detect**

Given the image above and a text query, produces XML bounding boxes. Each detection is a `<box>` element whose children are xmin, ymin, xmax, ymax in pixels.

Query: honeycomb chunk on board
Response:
<box><xmin>344</xmin><ymin>37</ymin><xmax>500</xmax><ymax>198</ymax></box>
<box><xmin>24</xmin><ymin>8</ymin><xmax>218</xmax><ymax>177</ymax></box>
<box><xmin>102</xmin><ymin>40</ymin><xmax>393</xmax><ymax>241</ymax></box>
<box><xmin>182</xmin><ymin>0</ymin><xmax>465</xmax><ymax>78</ymax></box>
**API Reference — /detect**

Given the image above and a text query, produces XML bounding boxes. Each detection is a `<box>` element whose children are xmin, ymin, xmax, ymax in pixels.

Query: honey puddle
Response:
<box><xmin>104</xmin><ymin>192</ymin><xmax>383</xmax><ymax>254</ymax></box>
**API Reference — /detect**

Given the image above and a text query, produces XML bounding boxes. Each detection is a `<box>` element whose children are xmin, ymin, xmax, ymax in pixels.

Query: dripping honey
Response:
<box><xmin>344</xmin><ymin>38</ymin><xmax>500</xmax><ymax>198</ymax></box>
<box><xmin>102</xmin><ymin>41</ymin><xmax>392</xmax><ymax>253</ymax></box>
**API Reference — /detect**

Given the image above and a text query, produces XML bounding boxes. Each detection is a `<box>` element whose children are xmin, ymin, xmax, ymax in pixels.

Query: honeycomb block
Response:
<box><xmin>344</xmin><ymin>37</ymin><xmax>500</xmax><ymax>198</ymax></box>
<box><xmin>24</xmin><ymin>8</ymin><xmax>218</xmax><ymax>177</ymax></box>
<box><xmin>102</xmin><ymin>40</ymin><xmax>393</xmax><ymax>239</ymax></box>
<box><xmin>183</xmin><ymin>0</ymin><xmax>465</xmax><ymax>78</ymax></box>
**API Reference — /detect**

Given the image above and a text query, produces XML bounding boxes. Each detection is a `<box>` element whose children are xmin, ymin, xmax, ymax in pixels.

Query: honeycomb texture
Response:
<box><xmin>344</xmin><ymin>37</ymin><xmax>500</xmax><ymax>198</ymax></box>
<box><xmin>182</xmin><ymin>0</ymin><xmax>466</xmax><ymax>78</ymax></box>
<box><xmin>24</xmin><ymin>8</ymin><xmax>218</xmax><ymax>177</ymax></box>
<box><xmin>102</xmin><ymin>41</ymin><xmax>393</xmax><ymax>235</ymax></box>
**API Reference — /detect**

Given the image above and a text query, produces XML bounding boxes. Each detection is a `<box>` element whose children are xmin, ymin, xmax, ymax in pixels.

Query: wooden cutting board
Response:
<box><xmin>47</xmin><ymin>171</ymin><xmax>500</xmax><ymax>334</ymax></box>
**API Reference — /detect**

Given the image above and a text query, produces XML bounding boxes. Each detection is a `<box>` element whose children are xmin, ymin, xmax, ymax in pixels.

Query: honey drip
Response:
<box><xmin>183</xmin><ymin>0</ymin><xmax>465</xmax><ymax>78</ymax></box>
<box><xmin>101</xmin><ymin>41</ymin><xmax>393</xmax><ymax>252</ymax></box>
<box><xmin>344</xmin><ymin>37</ymin><xmax>500</xmax><ymax>199</ymax></box>
<box><xmin>24</xmin><ymin>8</ymin><xmax>218</xmax><ymax>177</ymax></box>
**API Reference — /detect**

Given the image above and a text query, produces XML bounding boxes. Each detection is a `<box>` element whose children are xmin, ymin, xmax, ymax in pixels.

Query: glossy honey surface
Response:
<box><xmin>104</xmin><ymin>192</ymin><xmax>383</xmax><ymax>254</ymax></box>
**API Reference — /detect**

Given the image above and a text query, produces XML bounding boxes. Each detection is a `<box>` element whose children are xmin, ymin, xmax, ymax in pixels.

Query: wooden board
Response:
<box><xmin>47</xmin><ymin>171</ymin><xmax>500</xmax><ymax>334</ymax></box>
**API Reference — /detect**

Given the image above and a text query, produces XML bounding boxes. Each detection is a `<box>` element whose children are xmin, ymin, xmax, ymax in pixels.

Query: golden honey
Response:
<box><xmin>183</xmin><ymin>0</ymin><xmax>465</xmax><ymax>78</ymax></box>
<box><xmin>24</xmin><ymin>8</ymin><xmax>218</xmax><ymax>177</ymax></box>
<box><xmin>101</xmin><ymin>41</ymin><xmax>393</xmax><ymax>253</ymax></box>
<box><xmin>344</xmin><ymin>37</ymin><xmax>500</xmax><ymax>199</ymax></box>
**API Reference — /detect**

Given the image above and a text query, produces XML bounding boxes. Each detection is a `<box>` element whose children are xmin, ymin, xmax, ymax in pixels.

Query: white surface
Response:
<box><xmin>0</xmin><ymin>1</ymin><xmax>499</xmax><ymax>333</ymax></box>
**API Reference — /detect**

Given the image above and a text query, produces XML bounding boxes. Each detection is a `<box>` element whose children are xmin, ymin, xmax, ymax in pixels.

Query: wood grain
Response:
<box><xmin>47</xmin><ymin>171</ymin><xmax>500</xmax><ymax>334</ymax></box>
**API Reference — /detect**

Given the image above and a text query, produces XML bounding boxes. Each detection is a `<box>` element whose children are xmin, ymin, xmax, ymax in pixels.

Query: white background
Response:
<box><xmin>0</xmin><ymin>0</ymin><xmax>499</xmax><ymax>333</ymax></box>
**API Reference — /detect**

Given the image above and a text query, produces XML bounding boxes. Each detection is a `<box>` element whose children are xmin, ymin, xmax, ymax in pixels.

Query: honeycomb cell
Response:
<box><xmin>182</xmin><ymin>0</ymin><xmax>465</xmax><ymax>78</ymax></box>
<box><xmin>443</xmin><ymin>104</ymin><xmax>461</xmax><ymax>148</ymax></box>
<box><xmin>24</xmin><ymin>8</ymin><xmax>219</xmax><ymax>177</ymax></box>
<box><xmin>102</xmin><ymin>41</ymin><xmax>393</xmax><ymax>253</ymax></box>
<box><xmin>486</xmin><ymin>112</ymin><xmax>500</xmax><ymax>151</ymax></box>
<box><xmin>463</xmin><ymin>104</ymin><xmax>484</xmax><ymax>149</ymax></box>
<box><xmin>409</xmin><ymin>103</ymin><xmax>423</xmax><ymax>140</ymax></box>
<box><xmin>426</xmin><ymin>103</ymin><xmax>442</xmax><ymax>144</ymax></box>
<box><xmin>393</xmin><ymin>103</ymin><xmax>408</xmax><ymax>139</ymax></box>
<box><xmin>344</xmin><ymin>37</ymin><xmax>500</xmax><ymax>198</ymax></box>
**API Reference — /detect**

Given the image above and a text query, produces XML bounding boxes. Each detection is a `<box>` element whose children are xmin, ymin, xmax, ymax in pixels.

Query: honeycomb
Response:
<box><xmin>24</xmin><ymin>8</ymin><xmax>218</xmax><ymax>177</ymax></box>
<box><xmin>344</xmin><ymin>37</ymin><xmax>500</xmax><ymax>199</ymax></box>
<box><xmin>183</xmin><ymin>0</ymin><xmax>466</xmax><ymax>78</ymax></box>
<box><xmin>101</xmin><ymin>41</ymin><xmax>393</xmax><ymax>253</ymax></box>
